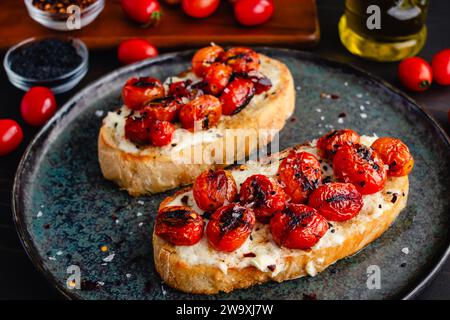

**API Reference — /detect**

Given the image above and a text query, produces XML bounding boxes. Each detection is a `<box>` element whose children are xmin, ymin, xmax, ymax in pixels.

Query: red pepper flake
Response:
<box><xmin>43</xmin><ymin>223</ymin><xmax>50</xmax><ymax>229</ymax></box>
<box><xmin>267</xmin><ymin>265</ymin><xmax>276</xmax><ymax>272</ymax></box>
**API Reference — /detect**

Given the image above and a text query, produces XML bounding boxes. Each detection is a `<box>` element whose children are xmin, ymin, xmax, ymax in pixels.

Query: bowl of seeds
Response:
<box><xmin>24</xmin><ymin>0</ymin><xmax>105</xmax><ymax>31</ymax></box>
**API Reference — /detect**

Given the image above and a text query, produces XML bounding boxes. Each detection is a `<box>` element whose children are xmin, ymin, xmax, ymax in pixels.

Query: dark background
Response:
<box><xmin>0</xmin><ymin>0</ymin><xmax>448</xmax><ymax>300</ymax></box>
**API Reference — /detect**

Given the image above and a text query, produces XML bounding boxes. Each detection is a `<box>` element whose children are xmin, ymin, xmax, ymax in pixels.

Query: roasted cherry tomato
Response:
<box><xmin>398</xmin><ymin>57</ymin><xmax>433</xmax><ymax>91</ymax></box>
<box><xmin>206</xmin><ymin>204</ymin><xmax>255</xmax><ymax>252</ymax></box>
<box><xmin>431</xmin><ymin>49</ymin><xmax>450</xmax><ymax>86</ymax></box>
<box><xmin>234</xmin><ymin>0</ymin><xmax>275</xmax><ymax>26</ymax></box>
<box><xmin>124</xmin><ymin>115</ymin><xmax>154</xmax><ymax>145</ymax></box>
<box><xmin>20</xmin><ymin>87</ymin><xmax>57</xmax><ymax>127</ymax></box>
<box><xmin>308</xmin><ymin>183</ymin><xmax>363</xmax><ymax>222</ymax></box>
<box><xmin>193</xmin><ymin>169</ymin><xmax>238</xmax><ymax>211</ymax></box>
<box><xmin>168</xmin><ymin>79</ymin><xmax>193</xmax><ymax>97</ymax></box>
<box><xmin>245</xmin><ymin>70</ymin><xmax>272</xmax><ymax>94</ymax></box>
<box><xmin>155</xmin><ymin>206</ymin><xmax>204</xmax><ymax>246</ymax></box>
<box><xmin>270</xmin><ymin>204</ymin><xmax>329</xmax><ymax>250</ymax></box>
<box><xmin>142</xmin><ymin>97</ymin><xmax>183</xmax><ymax>122</ymax></box>
<box><xmin>122</xmin><ymin>77</ymin><xmax>165</xmax><ymax>110</ymax></box>
<box><xmin>333</xmin><ymin>144</ymin><xmax>387</xmax><ymax>195</ymax></box>
<box><xmin>220</xmin><ymin>78</ymin><xmax>255</xmax><ymax>115</ymax></box>
<box><xmin>179</xmin><ymin>95</ymin><xmax>222</xmax><ymax>131</ymax></box>
<box><xmin>0</xmin><ymin>119</ymin><xmax>23</xmax><ymax>156</ymax></box>
<box><xmin>117</xmin><ymin>38</ymin><xmax>158</xmax><ymax>65</ymax></box>
<box><xmin>277</xmin><ymin>151</ymin><xmax>322</xmax><ymax>204</ymax></box>
<box><xmin>317</xmin><ymin>129</ymin><xmax>361</xmax><ymax>159</ymax></box>
<box><xmin>222</xmin><ymin>47</ymin><xmax>260</xmax><ymax>74</ymax></box>
<box><xmin>192</xmin><ymin>45</ymin><xmax>224</xmax><ymax>77</ymax></box>
<box><xmin>239</xmin><ymin>174</ymin><xmax>286</xmax><ymax>223</ymax></box>
<box><xmin>203</xmin><ymin>62</ymin><xmax>233</xmax><ymax>95</ymax></box>
<box><xmin>182</xmin><ymin>0</ymin><xmax>220</xmax><ymax>18</ymax></box>
<box><xmin>150</xmin><ymin>120</ymin><xmax>175</xmax><ymax>146</ymax></box>
<box><xmin>120</xmin><ymin>0</ymin><xmax>162</xmax><ymax>25</ymax></box>
<box><xmin>371</xmin><ymin>137</ymin><xmax>414</xmax><ymax>177</ymax></box>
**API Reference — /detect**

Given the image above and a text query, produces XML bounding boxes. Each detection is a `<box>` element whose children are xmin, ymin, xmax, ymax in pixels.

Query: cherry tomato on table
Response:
<box><xmin>317</xmin><ymin>129</ymin><xmax>360</xmax><ymax>159</ymax></box>
<box><xmin>270</xmin><ymin>204</ymin><xmax>329</xmax><ymax>250</ymax></box>
<box><xmin>0</xmin><ymin>119</ymin><xmax>23</xmax><ymax>156</ymax></box>
<box><xmin>371</xmin><ymin>137</ymin><xmax>414</xmax><ymax>177</ymax></box>
<box><xmin>118</xmin><ymin>39</ymin><xmax>158</xmax><ymax>65</ymax></box>
<box><xmin>398</xmin><ymin>57</ymin><xmax>433</xmax><ymax>91</ymax></box>
<box><xmin>206</xmin><ymin>204</ymin><xmax>255</xmax><ymax>252</ymax></box>
<box><xmin>155</xmin><ymin>206</ymin><xmax>204</xmax><ymax>246</ymax></box>
<box><xmin>277</xmin><ymin>151</ymin><xmax>322</xmax><ymax>204</ymax></box>
<box><xmin>122</xmin><ymin>77</ymin><xmax>165</xmax><ymax>110</ymax></box>
<box><xmin>193</xmin><ymin>169</ymin><xmax>238</xmax><ymax>211</ymax></box>
<box><xmin>308</xmin><ymin>183</ymin><xmax>363</xmax><ymax>222</ymax></box>
<box><xmin>120</xmin><ymin>0</ymin><xmax>162</xmax><ymax>25</ymax></box>
<box><xmin>20</xmin><ymin>87</ymin><xmax>57</xmax><ymax>127</ymax></box>
<box><xmin>182</xmin><ymin>0</ymin><xmax>220</xmax><ymax>19</ymax></box>
<box><xmin>220</xmin><ymin>78</ymin><xmax>255</xmax><ymax>115</ymax></box>
<box><xmin>431</xmin><ymin>49</ymin><xmax>450</xmax><ymax>86</ymax></box>
<box><xmin>234</xmin><ymin>0</ymin><xmax>274</xmax><ymax>27</ymax></box>
<box><xmin>239</xmin><ymin>174</ymin><xmax>286</xmax><ymax>223</ymax></box>
<box><xmin>192</xmin><ymin>45</ymin><xmax>224</xmax><ymax>77</ymax></box>
<box><xmin>333</xmin><ymin>144</ymin><xmax>387</xmax><ymax>195</ymax></box>
<box><xmin>179</xmin><ymin>95</ymin><xmax>222</xmax><ymax>131</ymax></box>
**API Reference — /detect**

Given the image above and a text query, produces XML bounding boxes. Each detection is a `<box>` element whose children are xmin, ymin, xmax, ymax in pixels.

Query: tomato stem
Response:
<box><xmin>419</xmin><ymin>80</ymin><xmax>431</xmax><ymax>88</ymax></box>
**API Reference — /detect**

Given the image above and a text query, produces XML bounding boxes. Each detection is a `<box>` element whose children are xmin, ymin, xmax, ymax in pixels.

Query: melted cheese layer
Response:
<box><xmin>165</xmin><ymin>135</ymin><xmax>401</xmax><ymax>276</ymax></box>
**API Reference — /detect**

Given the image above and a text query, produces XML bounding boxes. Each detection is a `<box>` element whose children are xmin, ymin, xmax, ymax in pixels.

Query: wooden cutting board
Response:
<box><xmin>0</xmin><ymin>0</ymin><xmax>319</xmax><ymax>50</ymax></box>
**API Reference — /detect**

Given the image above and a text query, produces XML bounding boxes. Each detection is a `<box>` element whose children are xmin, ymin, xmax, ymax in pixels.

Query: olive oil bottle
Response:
<box><xmin>339</xmin><ymin>0</ymin><xmax>429</xmax><ymax>61</ymax></box>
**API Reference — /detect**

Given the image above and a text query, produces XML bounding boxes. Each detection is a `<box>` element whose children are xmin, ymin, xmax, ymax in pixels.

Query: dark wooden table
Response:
<box><xmin>0</xmin><ymin>0</ymin><xmax>449</xmax><ymax>300</ymax></box>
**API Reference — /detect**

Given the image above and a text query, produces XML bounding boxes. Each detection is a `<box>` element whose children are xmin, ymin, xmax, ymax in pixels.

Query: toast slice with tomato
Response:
<box><xmin>152</xmin><ymin>132</ymin><xmax>412</xmax><ymax>294</ymax></box>
<box><xmin>98</xmin><ymin>46</ymin><xmax>295</xmax><ymax>196</ymax></box>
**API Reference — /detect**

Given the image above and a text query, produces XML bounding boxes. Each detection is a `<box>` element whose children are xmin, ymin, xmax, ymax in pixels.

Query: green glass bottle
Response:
<box><xmin>339</xmin><ymin>0</ymin><xmax>429</xmax><ymax>62</ymax></box>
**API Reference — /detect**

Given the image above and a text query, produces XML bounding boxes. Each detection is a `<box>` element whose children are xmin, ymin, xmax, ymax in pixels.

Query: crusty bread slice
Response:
<box><xmin>98</xmin><ymin>54</ymin><xmax>295</xmax><ymax>196</ymax></box>
<box><xmin>152</xmin><ymin>140</ymin><xmax>409</xmax><ymax>294</ymax></box>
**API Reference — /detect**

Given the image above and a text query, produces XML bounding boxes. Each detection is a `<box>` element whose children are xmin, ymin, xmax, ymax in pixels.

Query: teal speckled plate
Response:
<box><xmin>12</xmin><ymin>49</ymin><xmax>450</xmax><ymax>300</ymax></box>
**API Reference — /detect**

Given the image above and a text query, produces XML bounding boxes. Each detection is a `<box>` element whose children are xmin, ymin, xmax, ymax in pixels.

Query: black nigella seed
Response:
<box><xmin>9</xmin><ymin>38</ymin><xmax>82</xmax><ymax>80</ymax></box>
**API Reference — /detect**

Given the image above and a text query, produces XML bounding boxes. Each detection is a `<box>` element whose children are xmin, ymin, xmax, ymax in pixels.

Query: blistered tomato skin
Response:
<box><xmin>239</xmin><ymin>174</ymin><xmax>286</xmax><ymax>223</ymax></box>
<box><xmin>222</xmin><ymin>47</ymin><xmax>260</xmax><ymax>74</ymax></box>
<box><xmin>333</xmin><ymin>144</ymin><xmax>387</xmax><ymax>195</ymax></box>
<box><xmin>220</xmin><ymin>78</ymin><xmax>255</xmax><ymax>115</ymax></box>
<box><xmin>317</xmin><ymin>129</ymin><xmax>361</xmax><ymax>159</ymax></box>
<box><xmin>143</xmin><ymin>97</ymin><xmax>183</xmax><ymax>122</ymax></box>
<box><xmin>0</xmin><ymin>119</ymin><xmax>23</xmax><ymax>156</ymax></box>
<box><xmin>193</xmin><ymin>169</ymin><xmax>238</xmax><ymax>211</ymax></box>
<box><xmin>155</xmin><ymin>206</ymin><xmax>204</xmax><ymax>246</ymax></box>
<box><xmin>168</xmin><ymin>79</ymin><xmax>193</xmax><ymax>98</ymax></box>
<box><xmin>371</xmin><ymin>137</ymin><xmax>414</xmax><ymax>177</ymax></box>
<box><xmin>270</xmin><ymin>204</ymin><xmax>329</xmax><ymax>250</ymax></box>
<box><xmin>124</xmin><ymin>116</ymin><xmax>154</xmax><ymax>145</ymax></box>
<box><xmin>179</xmin><ymin>95</ymin><xmax>222</xmax><ymax>131</ymax></box>
<box><xmin>150</xmin><ymin>120</ymin><xmax>175</xmax><ymax>146</ymax></box>
<box><xmin>206</xmin><ymin>204</ymin><xmax>255</xmax><ymax>252</ymax></box>
<box><xmin>308</xmin><ymin>183</ymin><xmax>363</xmax><ymax>222</ymax></box>
<box><xmin>203</xmin><ymin>63</ymin><xmax>233</xmax><ymax>95</ymax></box>
<box><xmin>246</xmin><ymin>71</ymin><xmax>272</xmax><ymax>94</ymax></box>
<box><xmin>122</xmin><ymin>77</ymin><xmax>165</xmax><ymax>110</ymax></box>
<box><xmin>192</xmin><ymin>45</ymin><xmax>224</xmax><ymax>77</ymax></box>
<box><xmin>277</xmin><ymin>151</ymin><xmax>322</xmax><ymax>204</ymax></box>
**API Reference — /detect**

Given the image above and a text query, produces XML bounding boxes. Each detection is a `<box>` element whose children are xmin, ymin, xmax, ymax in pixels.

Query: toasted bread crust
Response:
<box><xmin>98</xmin><ymin>55</ymin><xmax>295</xmax><ymax>196</ymax></box>
<box><xmin>152</xmin><ymin>146</ymin><xmax>409</xmax><ymax>294</ymax></box>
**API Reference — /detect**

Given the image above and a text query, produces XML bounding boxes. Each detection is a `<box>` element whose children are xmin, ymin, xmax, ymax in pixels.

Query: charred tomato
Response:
<box><xmin>277</xmin><ymin>151</ymin><xmax>322</xmax><ymax>204</ymax></box>
<box><xmin>270</xmin><ymin>204</ymin><xmax>329</xmax><ymax>250</ymax></box>
<box><xmin>206</xmin><ymin>204</ymin><xmax>255</xmax><ymax>252</ymax></box>
<box><xmin>245</xmin><ymin>70</ymin><xmax>272</xmax><ymax>94</ymax></box>
<box><xmin>239</xmin><ymin>174</ymin><xmax>286</xmax><ymax>223</ymax></box>
<box><xmin>149</xmin><ymin>120</ymin><xmax>175</xmax><ymax>146</ymax></box>
<box><xmin>203</xmin><ymin>62</ymin><xmax>233</xmax><ymax>95</ymax></box>
<box><xmin>193</xmin><ymin>169</ymin><xmax>238</xmax><ymax>211</ymax></box>
<box><xmin>155</xmin><ymin>206</ymin><xmax>204</xmax><ymax>246</ymax></box>
<box><xmin>143</xmin><ymin>97</ymin><xmax>183</xmax><ymax>122</ymax></box>
<box><xmin>122</xmin><ymin>77</ymin><xmax>165</xmax><ymax>110</ymax></box>
<box><xmin>220</xmin><ymin>78</ymin><xmax>255</xmax><ymax>115</ymax></box>
<box><xmin>371</xmin><ymin>137</ymin><xmax>414</xmax><ymax>177</ymax></box>
<box><xmin>222</xmin><ymin>47</ymin><xmax>260</xmax><ymax>74</ymax></box>
<box><xmin>124</xmin><ymin>115</ymin><xmax>154</xmax><ymax>145</ymax></box>
<box><xmin>317</xmin><ymin>129</ymin><xmax>360</xmax><ymax>159</ymax></box>
<box><xmin>333</xmin><ymin>144</ymin><xmax>387</xmax><ymax>195</ymax></box>
<box><xmin>192</xmin><ymin>45</ymin><xmax>224</xmax><ymax>77</ymax></box>
<box><xmin>179</xmin><ymin>94</ymin><xmax>222</xmax><ymax>131</ymax></box>
<box><xmin>308</xmin><ymin>182</ymin><xmax>363</xmax><ymax>222</ymax></box>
